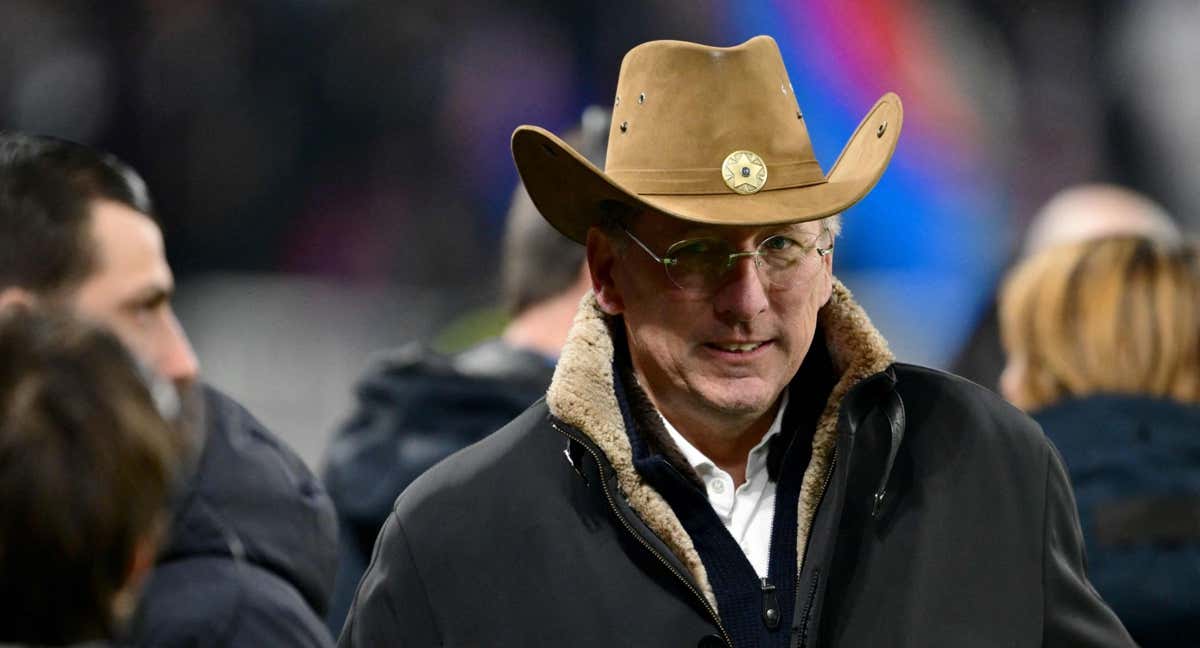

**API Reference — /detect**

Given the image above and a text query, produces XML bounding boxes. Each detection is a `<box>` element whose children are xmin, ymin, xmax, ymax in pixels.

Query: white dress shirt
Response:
<box><xmin>661</xmin><ymin>391</ymin><xmax>789</xmax><ymax>578</ymax></box>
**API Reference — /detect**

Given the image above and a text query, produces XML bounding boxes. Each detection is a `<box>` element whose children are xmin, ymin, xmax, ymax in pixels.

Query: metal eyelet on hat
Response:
<box><xmin>877</xmin><ymin>121</ymin><xmax>888</xmax><ymax>138</ymax></box>
<box><xmin>615</xmin><ymin>96</ymin><xmax>620</xmax><ymax>106</ymax></box>
<box><xmin>781</xmin><ymin>83</ymin><xmax>787</xmax><ymax>95</ymax></box>
<box><xmin>619</xmin><ymin>121</ymin><xmax>628</xmax><ymax>133</ymax></box>
<box><xmin>637</xmin><ymin>93</ymin><xmax>645</xmax><ymax>104</ymax></box>
<box><xmin>796</xmin><ymin>111</ymin><xmax>803</xmax><ymax>120</ymax></box>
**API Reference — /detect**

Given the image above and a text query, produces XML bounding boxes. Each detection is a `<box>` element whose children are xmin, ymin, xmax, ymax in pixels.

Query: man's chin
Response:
<box><xmin>693</xmin><ymin>381</ymin><xmax>779</xmax><ymax>420</ymax></box>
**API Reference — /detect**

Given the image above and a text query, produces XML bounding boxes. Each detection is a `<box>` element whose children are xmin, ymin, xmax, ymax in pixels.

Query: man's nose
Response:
<box><xmin>711</xmin><ymin>254</ymin><xmax>769</xmax><ymax>323</ymax></box>
<box><xmin>159</xmin><ymin>309</ymin><xmax>199</xmax><ymax>389</ymax></box>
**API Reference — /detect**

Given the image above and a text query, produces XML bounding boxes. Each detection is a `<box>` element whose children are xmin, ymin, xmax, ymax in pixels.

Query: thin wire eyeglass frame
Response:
<box><xmin>620</xmin><ymin>223</ymin><xmax>834</xmax><ymax>295</ymax></box>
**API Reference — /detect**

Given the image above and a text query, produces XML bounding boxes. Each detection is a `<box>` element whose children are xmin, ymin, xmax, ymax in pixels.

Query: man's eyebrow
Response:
<box><xmin>121</xmin><ymin>284</ymin><xmax>173</xmax><ymax>309</ymax></box>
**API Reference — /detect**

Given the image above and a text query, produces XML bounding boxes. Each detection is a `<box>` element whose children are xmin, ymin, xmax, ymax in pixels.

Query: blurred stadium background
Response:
<box><xmin>3</xmin><ymin>0</ymin><xmax>1197</xmax><ymax>467</ymax></box>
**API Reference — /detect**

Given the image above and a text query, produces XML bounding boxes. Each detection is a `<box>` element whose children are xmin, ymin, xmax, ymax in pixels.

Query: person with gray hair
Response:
<box><xmin>499</xmin><ymin>106</ymin><xmax>606</xmax><ymax>321</ymax></box>
<box><xmin>321</xmin><ymin>107</ymin><xmax>609</xmax><ymax>636</ymax></box>
<box><xmin>1022</xmin><ymin>183</ymin><xmax>1181</xmax><ymax>257</ymax></box>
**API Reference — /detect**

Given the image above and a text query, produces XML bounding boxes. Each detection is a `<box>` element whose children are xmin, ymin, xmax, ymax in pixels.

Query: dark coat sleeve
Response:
<box><xmin>338</xmin><ymin>512</ymin><xmax>441</xmax><ymax>647</ymax></box>
<box><xmin>133</xmin><ymin>557</ymin><xmax>334</xmax><ymax>648</ymax></box>
<box><xmin>1041</xmin><ymin>444</ymin><xmax>1136</xmax><ymax>647</ymax></box>
<box><xmin>328</xmin><ymin>516</ymin><xmax>373</xmax><ymax>637</ymax></box>
<box><xmin>324</xmin><ymin>344</ymin><xmax>554</xmax><ymax>636</ymax></box>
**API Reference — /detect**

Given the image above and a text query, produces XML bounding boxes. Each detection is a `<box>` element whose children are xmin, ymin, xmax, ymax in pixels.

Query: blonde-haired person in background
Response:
<box><xmin>952</xmin><ymin>183</ymin><xmax>1182</xmax><ymax>391</ymax></box>
<box><xmin>999</xmin><ymin>235</ymin><xmax>1200</xmax><ymax>647</ymax></box>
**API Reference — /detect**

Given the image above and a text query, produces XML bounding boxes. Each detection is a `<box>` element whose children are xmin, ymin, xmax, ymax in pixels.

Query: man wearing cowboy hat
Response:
<box><xmin>339</xmin><ymin>36</ymin><xmax>1133</xmax><ymax>647</ymax></box>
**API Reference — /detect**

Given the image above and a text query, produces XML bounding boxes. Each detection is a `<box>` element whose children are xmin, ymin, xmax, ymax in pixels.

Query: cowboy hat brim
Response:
<box><xmin>512</xmin><ymin>92</ymin><xmax>903</xmax><ymax>243</ymax></box>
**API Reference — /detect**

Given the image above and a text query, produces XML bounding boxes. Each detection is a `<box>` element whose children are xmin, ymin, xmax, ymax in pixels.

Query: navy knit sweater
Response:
<box><xmin>614</xmin><ymin>343</ymin><xmax>833</xmax><ymax>648</ymax></box>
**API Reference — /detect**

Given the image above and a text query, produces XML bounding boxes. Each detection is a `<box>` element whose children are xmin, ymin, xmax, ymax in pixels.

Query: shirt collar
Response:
<box><xmin>661</xmin><ymin>389</ymin><xmax>790</xmax><ymax>476</ymax></box>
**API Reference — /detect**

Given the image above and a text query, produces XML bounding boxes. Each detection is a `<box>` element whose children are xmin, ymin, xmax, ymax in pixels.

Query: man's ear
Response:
<box><xmin>0</xmin><ymin>286</ymin><xmax>37</xmax><ymax>311</ymax></box>
<box><xmin>585</xmin><ymin>227</ymin><xmax>624</xmax><ymax>315</ymax></box>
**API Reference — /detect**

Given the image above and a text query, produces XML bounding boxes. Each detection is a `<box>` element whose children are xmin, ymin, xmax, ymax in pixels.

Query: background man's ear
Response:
<box><xmin>0</xmin><ymin>287</ymin><xmax>37</xmax><ymax>311</ymax></box>
<box><xmin>585</xmin><ymin>227</ymin><xmax>624</xmax><ymax>315</ymax></box>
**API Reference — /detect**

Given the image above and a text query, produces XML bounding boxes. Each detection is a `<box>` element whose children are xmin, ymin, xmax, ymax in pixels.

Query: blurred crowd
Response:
<box><xmin>0</xmin><ymin>0</ymin><xmax>724</xmax><ymax>284</ymax></box>
<box><xmin>5</xmin><ymin>1</ymin><xmax>1199</xmax><ymax>282</ymax></box>
<box><xmin>2</xmin><ymin>2</ymin><xmax>1200</xmax><ymax>647</ymax></box>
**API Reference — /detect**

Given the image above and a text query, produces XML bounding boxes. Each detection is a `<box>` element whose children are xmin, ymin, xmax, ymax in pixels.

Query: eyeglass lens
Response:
<box><xmin>664</xmin><ymin>229</ymin><xmax>830</xmax><ymax>293</ymax></box>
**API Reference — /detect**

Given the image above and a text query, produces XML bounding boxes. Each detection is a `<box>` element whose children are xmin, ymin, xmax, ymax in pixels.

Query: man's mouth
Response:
<box><xmin>706</xmin><ymin>341</ymin><xmax>768</xmax><ymax>354</ymax></box>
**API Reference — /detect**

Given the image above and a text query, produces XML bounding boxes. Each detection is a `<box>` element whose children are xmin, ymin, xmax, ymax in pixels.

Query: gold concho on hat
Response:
<box><xmin>721</xmin><ymin>150</ymin><xmax>768</xmax><ymax>195</ymax></box>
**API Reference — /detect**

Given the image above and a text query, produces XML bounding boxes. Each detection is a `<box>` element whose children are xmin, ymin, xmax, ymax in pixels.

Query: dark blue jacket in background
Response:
<box><xmin>322</xmin><ymin>339</ymin><xmax>555</xmax><ymax>636</ymax></box>
<box><xmin>129</xmin><ymin>385</ymin><xmax>339</xmax><ymax>648</ymax></box>
<box><xmin>1035</xmin><ymin>394</ymin><xmax>1200</xmax><ymax>648</ymax></box>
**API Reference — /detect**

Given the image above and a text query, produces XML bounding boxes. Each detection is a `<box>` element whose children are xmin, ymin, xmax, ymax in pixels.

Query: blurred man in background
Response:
<box><xmin>0</xmin><ymin>133</ymin><xmax>338</xmax><ymax>647</ymax></box>
<box><xmin>951</xmin><ymin>183</ymin><xmax>1182</xmax><ymax>391</ymax></box>
<box><xmin>0</xmin><ymin>310</ymin><xmax>179</xmax><ymax>647</ymax></box>
<box><xmin>322</xmin><ymin>106</ymin><xmax>609</xmax><ymax>634</ymax></box>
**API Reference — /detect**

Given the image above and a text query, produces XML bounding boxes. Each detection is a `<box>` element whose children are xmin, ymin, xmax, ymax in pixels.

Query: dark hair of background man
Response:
<box><xmin>0</xmin><ymin>132</ymin><xmax>154</xmax><ymax>296</ymax></box>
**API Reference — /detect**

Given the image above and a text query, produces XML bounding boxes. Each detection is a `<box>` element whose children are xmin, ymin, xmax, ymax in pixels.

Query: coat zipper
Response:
<box><xmin>551</xmin><ymin>421</ymin><xmax>735</xmax><ymax>648</ymax></box>
<box><xmin>799</xmin><ymin>444</ymin><xmax>838</xmax><ymax>577</ymax></box>
<box><xmin>793</xmin><ymin>569</ymin><xmax>821</xmax><ymax>648</ymax></box>
<box><xmin>793</xmin><ymin>444</ymin><xmax>838</xmax><ymax>648</ymax></box>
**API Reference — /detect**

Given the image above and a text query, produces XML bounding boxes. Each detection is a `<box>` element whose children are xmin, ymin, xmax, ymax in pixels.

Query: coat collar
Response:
<box><xmin>546</xmin><ymin>278</ymin><xmax>893</xmax><ymax>608</ymax></box>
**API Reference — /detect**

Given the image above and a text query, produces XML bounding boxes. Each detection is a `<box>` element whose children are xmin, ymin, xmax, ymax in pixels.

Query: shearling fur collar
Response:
<box><xmin>546</xmin><ymin>279</ymin><xmax>894</xmax><ymax>609</ymax></box>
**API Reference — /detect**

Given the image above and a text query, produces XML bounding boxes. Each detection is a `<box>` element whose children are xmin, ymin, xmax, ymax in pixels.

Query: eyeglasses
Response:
<box><xmin>621</xmin><ymin>223</ymin><xmax>833</xmax><ymax>295</ymax></box>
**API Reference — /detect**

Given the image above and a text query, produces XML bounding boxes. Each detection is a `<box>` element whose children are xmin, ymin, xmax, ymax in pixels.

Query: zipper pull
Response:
<box><xmin>761</xmin><ymin>577</ymin><xmax>781</xmax><ymax>629</ymax></box>
<box><xmin>563</xmin><ymin>439</ymin><xmax>589</xmax><ymax>484</ymax></box>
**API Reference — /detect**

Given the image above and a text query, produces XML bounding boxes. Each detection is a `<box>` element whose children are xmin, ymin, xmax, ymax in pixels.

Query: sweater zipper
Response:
<box><xmin>551</xmin><ymin>421</ymin><xmax>734</xmax><ymax>648</ymax></box>
<box><xmin>761</xmin><ymin>578</ymin><xmax>781</xmax><ymax>629</ymax></box>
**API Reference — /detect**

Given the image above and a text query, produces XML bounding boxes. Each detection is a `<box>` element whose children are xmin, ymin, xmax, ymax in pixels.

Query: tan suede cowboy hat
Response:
<box><xmin>511</xmin><ymin>35</ymin><xmax>903</xmax><ymax>243</ymax></box>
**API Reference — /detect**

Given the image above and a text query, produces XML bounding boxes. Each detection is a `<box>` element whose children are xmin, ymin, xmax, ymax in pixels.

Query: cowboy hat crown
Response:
<box><xmin>512</xmin><ymin>35</ymin><xmax>902</xmax><ymax>243</ymax></box>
